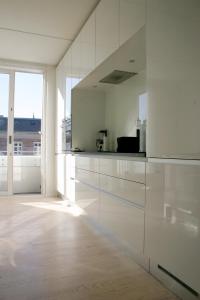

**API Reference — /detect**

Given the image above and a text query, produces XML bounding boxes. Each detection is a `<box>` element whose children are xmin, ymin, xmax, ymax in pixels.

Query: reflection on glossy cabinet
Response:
<box><xmin>119</xmin><ymin>0</ymin><xmax>145</xmax><ymax>46</ymax></box>
<box><xmin>99</xmin><ymin>191</ymin><xmax>144</xmax><ymax>253</ymax></box>
<box><xmin>145</xmin><ymin>160</ymin><xmax>200</xmax><ymax>294</ymax></box>
<box><xmin>76</xmin><ymin>168</ymin><xmax>99</xmax><ymax>189</ymax></box>
<box><xmin>100</xmin><ymin>174</ymin><xmax>145</xmax><ymax>207</ymax></box>
<box><xmin>56</xmin><ymin>154</ymin><xmax>65</xmax><ymax>196</ymax></box>
<box><xmin>75</xmin><ymin>180</ymin><xmax>99</xmax><ymax>219</ymax></box>
<box><xmin>75</xmin><ymin>156</ymin><xmax>99</xmax><ymax>173</ymax></box>
<box><xmin>99</xmin><ymin>158</ymin><xmax>145</xmax><ymax>183</ymax></box>
<box><xmin>65</xmin><ymin>154</ymin><xmax>75</xmax><ymax>204</ymax></box>
<box><xmin>95</xmin><ymin>0</ymin><xmax>119</xmax><ymax>67</ymax></box>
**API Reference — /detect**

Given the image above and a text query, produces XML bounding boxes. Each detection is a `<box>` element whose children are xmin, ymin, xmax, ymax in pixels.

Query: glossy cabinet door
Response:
<box><xmin>65</xmin><ymin>154</ymin><xmax>75</xmax><ymax>204</ymax></box>
<box><xmin>76</xmin><ymin>168</ymin><xmax>99</xmax><ymax>189</ymax></box>
<box><xmin>145</xmin><ymin>160</ymin><xmax>200</xmax><ymax>293</ymax></box>
<box><xmin>119</xmin><ymin>0</ymin><xmax>145</xmax><ymax>46</ymax></box>
<box><xmin>99</xmin><ymin>174</ymin><xmax>145</xmax><ymax>207</ymax></box>
<box><xmin>75</xmin><ymin>180</ymin><xmax>99</xmax><ymax>220</ymax></box>
<box><xmin>75</xmin><ymin>156</ymin><xmax>99</xmax><ymax>173</ymax></box>
<box><xmin>100</xmin><ymin>191</ymin><xmax>144</xmax><ymax>253</ymax></box>
<box><xmin>56</xmin><ymin>154</ymin><xmax>65</xmax><ymax>196</ymax></box>
<box><xmin>146</xmin><ymin>0</ymin><xmax>200</xmax><ymax>158</ymax></box>
<box><xmin>99</xmin><ymin>158</ymin><xmax>145</xmax><ymax>183</ymax></box>
<box><xmin>95</xmin><ymin>0</ymin><xmax>119</xmax><ymax>67</ymax></box>
<box><xmin>80</xmin><ymin>11</ymin><xmax>95</xmax><ymax>79</ymax></box>
<box><xmin>71</xmin><ymin>33</ymin><xmax>81</xmax><ymax>87</ymax></box>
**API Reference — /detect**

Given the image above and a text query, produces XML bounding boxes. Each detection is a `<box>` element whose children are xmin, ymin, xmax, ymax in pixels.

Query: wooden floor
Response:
<box><xmin>0</xmin><ymin>196</ymin><xmax>178</xmax><ymax>300</ymax></box>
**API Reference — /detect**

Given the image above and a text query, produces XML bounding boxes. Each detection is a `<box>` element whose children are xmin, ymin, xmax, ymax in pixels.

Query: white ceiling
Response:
<box><xmin>0</xmin><ymin>0</ymin><xmax>99</xmax><ymax>65</ymax></box>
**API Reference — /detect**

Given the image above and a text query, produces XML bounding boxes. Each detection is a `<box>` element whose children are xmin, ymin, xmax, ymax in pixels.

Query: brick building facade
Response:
<box><xmin>0</xmin><ymin>116</ymin><xmax>41</xmax><ymax>155</ymax></box>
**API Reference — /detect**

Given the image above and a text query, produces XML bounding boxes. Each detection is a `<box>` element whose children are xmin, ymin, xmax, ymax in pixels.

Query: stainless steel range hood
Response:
<box><xmin>99</xmin><ymin>70</ymin><xmax>137</xmax><ymax>84</ymax></box>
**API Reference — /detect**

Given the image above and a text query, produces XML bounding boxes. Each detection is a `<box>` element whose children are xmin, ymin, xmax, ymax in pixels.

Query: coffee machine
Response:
<box><xmin>96</xmin><ymin>130</ymin><xmax>108</xmax><ymax>152</ymax></box>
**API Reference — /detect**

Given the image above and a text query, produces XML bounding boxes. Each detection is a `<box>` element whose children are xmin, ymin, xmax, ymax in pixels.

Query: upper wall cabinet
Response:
<box><xmin>119</xmin><ymin>0</ymin><xmax>145</xmax><ymax>46</ymax></box>
<box><xmin>80</xmin><ymin>12</ymin><xmax>95</xmax><ymax>79</ymax></box>
<box><xmin>95</xmin><ymin>0</ymin><xmax>119</xmax><ymax>67</ymax></box>
<box><xmin>146</xmin><ymin>0</ymin><xmax>200</xmax><ymax>158</ymax></box>
<box><xmin>71</xmin><ymin>32</ymin><xmax>81</xmax><ymax>87</ymax></box>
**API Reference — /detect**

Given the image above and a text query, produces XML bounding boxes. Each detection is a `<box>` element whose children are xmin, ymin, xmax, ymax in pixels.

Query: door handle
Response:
<box><xmin>9</xmin><ymin>135</ymin><xmax>12</xmax><ymax>144</ymax></box>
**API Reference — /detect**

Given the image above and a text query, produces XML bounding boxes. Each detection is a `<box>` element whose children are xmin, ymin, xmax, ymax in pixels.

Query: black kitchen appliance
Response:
<box><xmin>117</xmin><ymin>135</ymin><xmax>139</xmax><ymax>153</ymax></box>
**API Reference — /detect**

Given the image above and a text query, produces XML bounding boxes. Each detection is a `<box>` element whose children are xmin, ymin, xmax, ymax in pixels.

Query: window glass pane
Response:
<box><xmin>139</xmin><ymin>93</ymin><xmax>147</xmax><ymax>122</ymax></box>
<box><xmin>13</xmin><ymin>72</ymin><xmax>43</xmax><ymax>194</ymax></box>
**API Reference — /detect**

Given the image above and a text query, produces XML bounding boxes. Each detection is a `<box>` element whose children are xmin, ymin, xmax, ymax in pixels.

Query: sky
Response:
<box><xmin>0</xmin><ymin>72</ymin><xmax>43</xmax><ymax>119</ymax></box>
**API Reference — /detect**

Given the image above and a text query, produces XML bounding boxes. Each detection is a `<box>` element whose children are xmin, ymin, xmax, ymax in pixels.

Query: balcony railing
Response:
<box><xmin>0</xmin><ymin>154</ymin><xmax>41</xmax><ymax>194</ymax></box>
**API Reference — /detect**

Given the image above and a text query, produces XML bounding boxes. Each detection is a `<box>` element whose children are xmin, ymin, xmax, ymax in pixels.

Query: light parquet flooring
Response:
<box><xmin>0</xmin><ymin>196</ymin><xmax>178</xmax><ymax>300</ymax></box>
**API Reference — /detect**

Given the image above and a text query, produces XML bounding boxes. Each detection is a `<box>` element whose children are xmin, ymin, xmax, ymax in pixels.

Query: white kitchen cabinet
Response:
<box><xmin>99</xmin><ymin>157</ymin><xmax>145</xmax><ymax>183</ymax></box>
<box><xmin>65</xmin><ymin>154</ymin><xmax>75</xmax><ymax>204</ymax></box>
<box><xmin>99</xmin><ymin>173</ymin><xmax>145</xmax><ymax>207</ymax></box>
<box><xmin>99</xmin><ymin>191</ymin><xmax>144</xmax><ymax>253</ymax></box>
<box><xmin>76</xmin><ymin>168</ymin><xmax>99</xmax><ymax>190</ymax></box>
<box><xmin>146</xmin><ymin>0</ymin><xmax>200</xmax><ymax>158</ymax></box>
<box><xmin>75</xmin><ymin>180</ymin><xmax>99</xmax><ymax>220</ymax></box>
<box><xmin>70</xmin><ymin>154</ymin><xmax>146</xmax><ymax>263</ymax></box>
<box><xmin>71</xmin><ymin>33</ymin><xmax>82</xmax><ymax>87</ymax></box>
<box><xmin>75</xmin><ymin>156</ymin><xmax>99</xmax><ymax>173</ymax></box>
<box><xmin>145</xmin><ymin>159</ymin><xmax>200</xmax><ymax>294</ymax></box>
<box><xmin>56</xmin><ymin>154</ymin><xmax>65</xmax><ymax>196</ymax></box>
<box><xmin>95</xmin><ymin>0</ymin><xmax>119</xmax><ymax>67</ymax></box>
<box><xmin>119</xmin><ymin>0</ymin><xmax>145</xmax><ymax>46</ymax></box>
<box><xmin>80</xmin><ymin>11</ymin><xmax>95</xmax><ymax>79</ymax></box>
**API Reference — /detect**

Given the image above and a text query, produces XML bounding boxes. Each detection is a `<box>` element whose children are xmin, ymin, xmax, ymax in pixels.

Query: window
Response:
<box><xmin>14</xmin><ymin>142</ymin><xmax>23</xmax><ymax>155</ymax></box>
<box><xmin>139</xmin><ymin>93</ymin><xmax>148</xmax><ymax>122</ymax></box>
<box><xmin>33</xmin><ymin>142</ymin><xmax>41</xmax><ymax>155</ymax></box>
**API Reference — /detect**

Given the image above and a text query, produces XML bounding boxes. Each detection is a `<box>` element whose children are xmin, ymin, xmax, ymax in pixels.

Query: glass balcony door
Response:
<box><xmin>13</xmin><ymin>72</ymin><xmax>43</xmax><ymax>194</ymax></box>
<box><xmin>0</xmin><ymin>70</ymin><xmax>43</xmax><ymax>196</ymax></box>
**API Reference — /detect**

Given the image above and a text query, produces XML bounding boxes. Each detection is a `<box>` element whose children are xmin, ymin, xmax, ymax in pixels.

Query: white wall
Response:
<box><xmin>147</xmin><ymin>0</ymin><xmax>200</xmax><ymax>158</ymax></box>
<box><xmin>55</xmin><ymin>65</ymin><xmax>66</xmax><ymax>154</ymax></box>
<box><xmin>72</xmin><ymin>88</ymin><xmax>106</xmax><ymax>151</ymax></box>
<box><xmin>105</xmin><ymin>71</ymin><xmax>146</xmax><ymax>151</ymax></box>
<box><xmin>44</xmin><ymin>66</ymin><xmax>56</xmax><ymax>197</ymax></box>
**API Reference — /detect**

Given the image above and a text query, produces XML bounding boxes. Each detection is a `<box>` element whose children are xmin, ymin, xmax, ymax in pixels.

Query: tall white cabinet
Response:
<box><xmin>80</xmin><ymin>11</ymin><xmax>95</xmax><ymax>78</ymax></box>
<box><xmin>73</xmin><ymin>154</ymin><xmax>147</xmax><ymax>266</ymax></box>
<box><xmin>146</xmin><ymin>0</ymin><xmax>200</xmax><ymax>158</ymax></box>
<box><xmin>119</xmin><ymin>0</ymin><xmax>145</xmax><ymax>46</ymax></box>
<box><xmin>145</xmin><ymin>159</ymin><xmax>200</xmax><ymax>294</ymax></box>
<box><xmin>95</xmin><ymin>0</ymin><xmax>119</xmax><ymax>67</ymax></box>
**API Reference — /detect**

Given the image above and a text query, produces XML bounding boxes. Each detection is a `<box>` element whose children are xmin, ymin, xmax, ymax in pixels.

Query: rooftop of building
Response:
<box><xmin>0</xmin><ymin>116</ymin><xmax>41</xmax><ymax>132</ymax></box>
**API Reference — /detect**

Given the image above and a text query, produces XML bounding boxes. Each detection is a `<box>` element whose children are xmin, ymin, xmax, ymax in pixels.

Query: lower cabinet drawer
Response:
<box><xmin>75</xmin><ymin>180</ymin><xmax>99</xmax><ymax>219</ymax></box>
<box><xmin>75</xmin><ymin>156</ymin><xmax>99</xmax><ymax>172</ymax></box>
<box><xmin>99</xmin><ymin>174</ymin><xmax>145</xmax><ymax>207</ymax></box>
<box><xmin>99</xmin><ymin>158</ymin><xmax>145</xmax><ymax>184</ymax></box>
<box><xmin>76</xmin><ymin>168</ymin><xmax>99</xmax><ymax>189</ymax></box>
<box><xmin>99</xmin><ymin>191</ymin><xmax>144</xmax><ymax>253</ymax></box>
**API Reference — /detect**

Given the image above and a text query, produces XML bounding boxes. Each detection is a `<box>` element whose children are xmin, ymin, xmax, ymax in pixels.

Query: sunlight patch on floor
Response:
<box><xmin>20</xmin><ymin>201</ymin><xmax>86</xmax><ymax>217</ymax></box>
